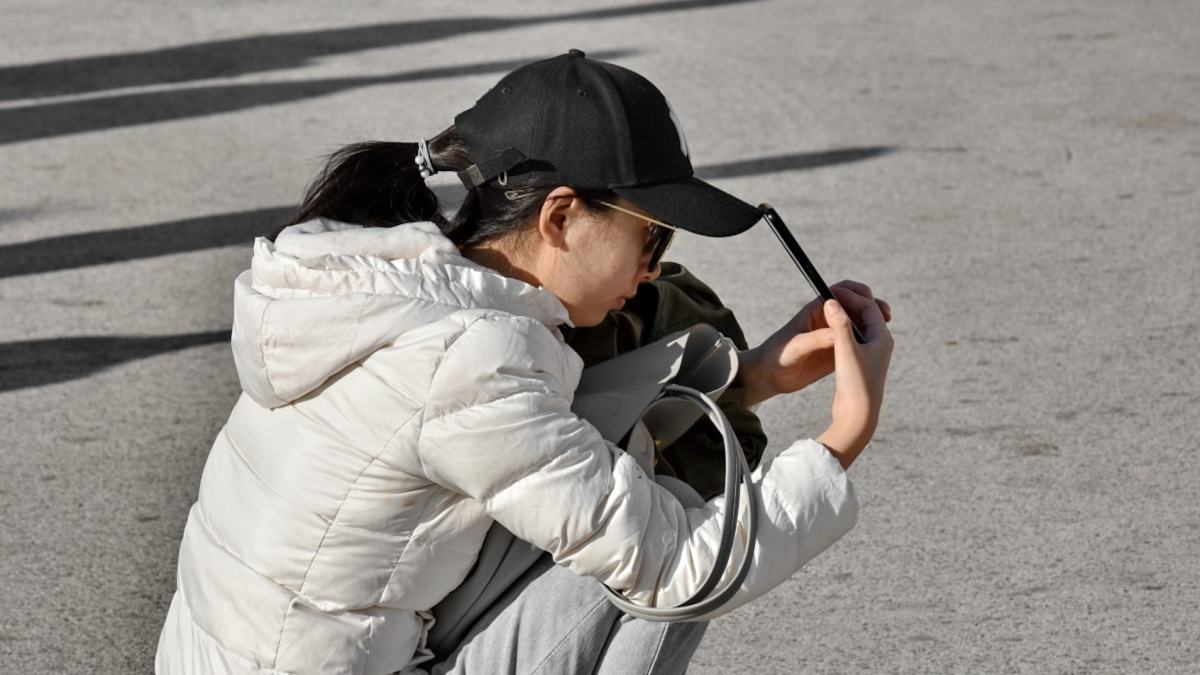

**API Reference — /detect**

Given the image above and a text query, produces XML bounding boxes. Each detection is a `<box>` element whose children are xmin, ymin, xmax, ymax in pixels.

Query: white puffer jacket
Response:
<box><xmin>155</xmin><ymin>219</ymin><xmax>859</xmax><ymax>675</ymax></box>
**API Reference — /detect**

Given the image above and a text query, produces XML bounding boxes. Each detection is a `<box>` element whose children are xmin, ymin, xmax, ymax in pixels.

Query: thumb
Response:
<box><xmin>790</xmin><ymin>325</ymin><xmax>836</xmax><ymax>349</ymax></box>
<box><xmin>824</xmin><ymin>299</ymin><xmax>854</xmax><ymax>345</ymax></box>
<box><xmin>781</xmin><ymin>325</ymin><xmax>835</xmax><ymax>362</ymax></box>
<box><xmin>825</xmin><ymin>300</ymin><xmax>862</xmax><ymax>374</ymax></box>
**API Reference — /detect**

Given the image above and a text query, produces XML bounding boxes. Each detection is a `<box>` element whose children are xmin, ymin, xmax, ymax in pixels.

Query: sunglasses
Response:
<box><xmin>596</xmin><ymin>200</ymin><xmax>678</xmax><ymax>271</ymax></box>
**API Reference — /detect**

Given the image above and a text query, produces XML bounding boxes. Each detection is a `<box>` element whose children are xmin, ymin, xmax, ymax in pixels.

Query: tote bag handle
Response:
<box><xmin>598</xmin><ymin>384</ymin><xmax>758</xmax><ymax>621</ymax></box>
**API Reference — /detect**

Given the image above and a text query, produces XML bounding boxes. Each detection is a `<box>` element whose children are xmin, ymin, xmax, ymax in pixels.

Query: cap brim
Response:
<box><xmin>613</xmin><ymin>176</ymin><xmax>762</xmax><ymax>237</ymax></box>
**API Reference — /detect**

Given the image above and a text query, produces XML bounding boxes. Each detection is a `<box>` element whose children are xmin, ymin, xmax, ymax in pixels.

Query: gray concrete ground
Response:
<box><xmin>1</xmin><ymin>0</ymin><xmax>1197</xmax><ymax>672</ymax></box>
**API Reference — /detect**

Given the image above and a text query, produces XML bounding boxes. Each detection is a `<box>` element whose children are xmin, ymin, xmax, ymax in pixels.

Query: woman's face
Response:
<box><xmin>534</xmin><ymin>190</ymin><xmax>665</xmax><ymax>327</ymax></box>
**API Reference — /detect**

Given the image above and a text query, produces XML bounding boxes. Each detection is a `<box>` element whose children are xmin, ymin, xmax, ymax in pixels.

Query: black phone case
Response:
<box><xmin>760</xmin><ymin>204</ymin><xmax>868</xmax><ymax>344</ymax></box>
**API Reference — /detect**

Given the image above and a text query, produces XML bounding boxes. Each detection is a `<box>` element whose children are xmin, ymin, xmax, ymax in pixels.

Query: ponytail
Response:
<box><xmin>273</xmin><ymin>141</ymin><xmax>440</xmax><ymax>238</ymax></box>
<box><xmin>273</xmin><ymin>125</ymin><xmax>614</xmax><ymax>250</ymax></box>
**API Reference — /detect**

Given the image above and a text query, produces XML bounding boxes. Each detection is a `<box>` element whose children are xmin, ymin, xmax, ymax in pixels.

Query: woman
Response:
<box><xmin>156</xmin><ymin>50</ymin><xmax>893</xmax><ymax>674</ymax></box>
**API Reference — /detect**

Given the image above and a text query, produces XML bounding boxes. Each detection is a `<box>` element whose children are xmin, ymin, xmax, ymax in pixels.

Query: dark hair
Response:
<box><xmin>273</xmin><ymin>125</ymin><xmax>615</xmax><ymax>250</ymax></box>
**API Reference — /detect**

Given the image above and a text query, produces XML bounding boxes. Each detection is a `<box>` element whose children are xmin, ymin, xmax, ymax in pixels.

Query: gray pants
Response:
<box><xmin>426</xmin><ymin>476</ymin><xmax>709</xmax><ymax>675</ymax></box>
<box><xmin>427</xmin><ymin>552</ymin><xmax>706</xmax><ymax>675</ymax></box>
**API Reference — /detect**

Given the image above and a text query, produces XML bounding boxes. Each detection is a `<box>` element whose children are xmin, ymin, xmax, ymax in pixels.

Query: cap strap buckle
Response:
<box><xmin>456</xmin><ymin>147</ymin><xmax>527</xmax><ymax>190</ymax></box>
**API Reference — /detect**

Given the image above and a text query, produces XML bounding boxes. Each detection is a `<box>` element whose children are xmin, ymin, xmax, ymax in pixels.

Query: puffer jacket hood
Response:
<box><xmin>230</xmin><ymin>219</ymin><xmax>573</xmax><ymax>408</ymax></box>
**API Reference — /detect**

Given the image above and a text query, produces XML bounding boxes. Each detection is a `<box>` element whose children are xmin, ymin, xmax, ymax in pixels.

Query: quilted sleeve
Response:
<box><xmin>418</xmin><ymin>313</ymin><xmax>858</xmax><ymax>612</ymax></box>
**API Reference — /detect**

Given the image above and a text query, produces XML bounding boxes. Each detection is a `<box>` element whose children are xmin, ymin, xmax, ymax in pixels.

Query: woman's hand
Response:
<box><xmin>738</xmin><ymin>281</ymin><xmax>891</xmax><ymax>408</ymax></box>
<box><xmin>816</xmin><ymin>295</ymin><xmax>894</xmax><ymax>469</ymax></box>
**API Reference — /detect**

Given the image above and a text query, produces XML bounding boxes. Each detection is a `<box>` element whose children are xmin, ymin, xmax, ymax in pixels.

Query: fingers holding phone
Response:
<box><xmin>829</xmin><ymin>279</ymin><xmax>892</xmax><ymax>324</ymax></box>
<box><xmin>828</xmin><ymin>283</ymin><xmax>890</xmax><ymax>342</ymax></box>
<box><xmin>816</xmin><ymin>298</ymin><xmax>894</xmax><ymax>469</ymax></box>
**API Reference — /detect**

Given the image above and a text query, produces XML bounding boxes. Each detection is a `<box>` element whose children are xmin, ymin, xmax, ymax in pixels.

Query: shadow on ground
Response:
<box><xmin>0</xmin><ymin>0</ymin><xmax>757</xmax><ymax>100</ymax></box>
<box><xmin>0</xmin><ymin>331</ymin><xmax>230</xmax><ymax>393</ymax></box>
<box><xmin>697</xmin><ymin>146</ymin><xmax>894</xmax><ymax>179</ymax></box>
<box><xmin>0</xmin><ymin>183</ymin><xmax>466</xmax><ymax>279</ymax></box>
<box><xmin>0</xmin><ymin>51</ymin><xmax>635</xmax><ymax>145</ymax></box>
<box><xmin>0</xmin><ymin>207</ymin><xmax>292</xmax><ymax>280</ymax></box>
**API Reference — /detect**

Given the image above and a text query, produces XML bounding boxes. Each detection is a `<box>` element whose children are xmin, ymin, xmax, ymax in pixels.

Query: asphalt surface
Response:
<box><xmin>1</xmin><ymin>1</ymin><xmax>1198</xmax><ymax>673</ymax></box>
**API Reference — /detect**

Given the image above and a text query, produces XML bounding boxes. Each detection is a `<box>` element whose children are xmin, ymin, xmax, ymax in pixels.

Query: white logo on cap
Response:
<box><xmin>665</xmin><ymin>98</ymin><xmax>690</xmax><ymax>158</ymax></box>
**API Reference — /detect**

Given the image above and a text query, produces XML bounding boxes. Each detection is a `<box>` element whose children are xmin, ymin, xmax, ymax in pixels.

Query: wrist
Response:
<box><xmin>736</xmin><ymin>347</ymin><xmax>774</xmax><ymax>408</ymax></box>
<box><xmin>816</xmin><ymin>422</ymin><xmax>872</xmax><ymax>470</ymax></box>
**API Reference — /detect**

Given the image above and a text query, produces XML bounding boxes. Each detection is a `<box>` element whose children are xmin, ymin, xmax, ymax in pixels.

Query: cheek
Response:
<box><xmin>590</xmin><ymin>229</ymin><xmax>641</xmax><ymax>273</ymax></box>
<box><xmin>614</xmin><ymin>227</ymin><xmax>647</xmax><ymax>268</ymax></box>
<box><xmin>563</xmin><ymin>222</ymin><xmax>645</xmax><ymax>299</ymax></box>
<box><xmin>605</xmin><ymin>236</ymin><xmax>645</xmax><ymax>282</ymax></box>
<box><xmin>581</xmin><ymin>237</ymin><xmax>644</xmax><ymax>324</ymax></box>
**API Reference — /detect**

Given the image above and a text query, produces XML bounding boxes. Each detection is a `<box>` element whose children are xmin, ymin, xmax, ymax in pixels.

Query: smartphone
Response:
<box><xmin>759</xmin><ymin>203</ymin><xmax>867</xmax><ymax>344</ymax></box>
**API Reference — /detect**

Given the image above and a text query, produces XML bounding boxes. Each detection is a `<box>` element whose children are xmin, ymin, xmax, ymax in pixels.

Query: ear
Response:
<box><xmin>536</xmin><ymin>185</ymin><xmax>583</xmax><ymax>251</ymax></box>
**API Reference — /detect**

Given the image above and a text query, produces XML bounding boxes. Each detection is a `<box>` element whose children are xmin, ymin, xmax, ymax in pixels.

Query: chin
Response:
<box><xmin>570</xmin><ymin>310</ymin><xmax>609</xmax><ymax>328</ymax></box>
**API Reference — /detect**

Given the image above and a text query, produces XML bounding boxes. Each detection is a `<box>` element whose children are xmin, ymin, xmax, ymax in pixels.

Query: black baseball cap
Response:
<box><xmin>454</xmin><ymin>49</ymin><xmax>761</xmax><ymax>237</ymax></box>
